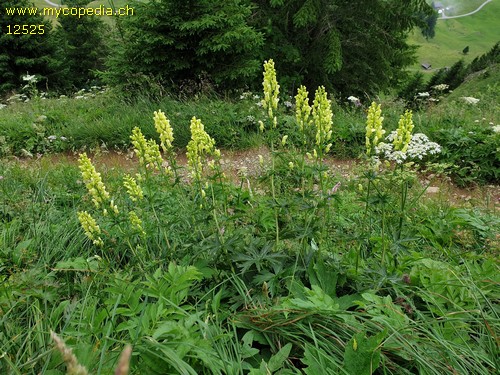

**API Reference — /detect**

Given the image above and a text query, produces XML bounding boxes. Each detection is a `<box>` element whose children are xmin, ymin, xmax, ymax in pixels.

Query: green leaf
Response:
<box><xmin>268</xmin><ymin>343</ymin><xmax>292</xmax><ymax>372</ymax></box>
<box><xmin>344</xmin><ymin>331</ymin><xmax>385</xmax><ymax>375</ymax></box>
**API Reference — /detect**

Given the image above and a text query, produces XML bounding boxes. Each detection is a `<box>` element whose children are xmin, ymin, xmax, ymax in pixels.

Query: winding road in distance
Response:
<box><xmin>439</xmin><ymin>0</ymin><xmax>493</xmax><ymax>19</ymax></box>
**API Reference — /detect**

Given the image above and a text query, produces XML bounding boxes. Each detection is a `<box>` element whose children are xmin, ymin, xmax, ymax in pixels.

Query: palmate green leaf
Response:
<box><xmin>268</xmin><ymin>343</ymin><xmax>292</xmax><ymax>372</ymax></box>
<box><xmin>343</xmin><ymin>331</ymin><xmax>386</xmax><ymax>375</ymax></box>
<box><xmin>283</xmin><ymin>285</ymin><xmax>340</xmax><ymax>312</ymax></box>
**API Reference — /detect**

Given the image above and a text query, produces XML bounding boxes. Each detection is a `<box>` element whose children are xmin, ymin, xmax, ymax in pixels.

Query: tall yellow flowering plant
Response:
<box><xmin>365</xmin><ymin>102</ymin><xmax>385</xmax><ymax>157</ymax></box>
<box><xmin>78</xmin><ymin>153</ymin><xmax>118</xmax><ymax>216</ymax></box>
<box><xmin>186</xmin><ymin>116</ymin><xmax>220</xmax><ymax>182</ymax></box>
<box><xmin>261</xmin><ymin>59</ymin><xmax>280</xmax><ymax>130</ymax></box>
<box><xmin>312</xmin><ymin>86</ymin><xmax>333</xmax><ymax>159</ymax></box>
<box><xmin>130</xmin><ymin>127</ymin><xmax>164</xmax><ymax>171</ymax></box>
<box><xmin>153</xmin><ymin>109</ymin><xmax>177</xmax><ymax>178</ymax></box>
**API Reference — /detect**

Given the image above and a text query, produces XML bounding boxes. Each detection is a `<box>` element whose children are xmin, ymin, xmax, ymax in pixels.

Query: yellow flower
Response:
<box><xmin>262</xmin><ymin>59</ymin><xmax>280</xmax><ymax>123</ymax></box>
<box><xmin>295</xmin><ymin>85</ymin><xmax>311</xmax><ymax>133</ymax></box>
<box><xmin>130</xmin><ymin>127</ymin><xmax>163</xmax><ymax>170</ymax></box>
<box><xmin>123</xmin><ymin>174</ymin><xmax>143</xmax><ymax>202</ymax></box>
<box><xmin>78</xmin><ymin>153</ymin><xmax>110</xmax><ymax>210</ymax></box>
<box><xmin>281</xmin><ymin>135</ymin><xmax>288</xmax><ymax>146</ymax></box>
<box><xmin>77</xmin><ymin>211</ymin><xmax>103</xmax><ymax>246</ymax></box>
<box><xmin>288</xmin><ymin>161</ymin><xmax>294</xmax><ymax>170</ymax></box>
<box><xmin>153</xmin><ymin>110</ymin><xmax>174</xmax><ymax>153</ymax></box>
<box><xmin>365</xmin><ymin>102</ymin><xmax>385</xmax><ymax>156</ymax></box>
<box><xmin>312</xmin><ymin>86</ymin><xmax>333</xmax><ymax>153</ymax></box>
<box><xmin>129</xmin><ymin>211</ymin><xmax>146</xmax><ymax>237</ymax></box>
<box><xmin>393</xmin><ymin>110</ymin><xmax>414</xmax><ymax>153</ymax></box>
<box><xmin>186</xmin><ymin>117</ymin><xmax>219</xmax><ymax>180</ymax></box>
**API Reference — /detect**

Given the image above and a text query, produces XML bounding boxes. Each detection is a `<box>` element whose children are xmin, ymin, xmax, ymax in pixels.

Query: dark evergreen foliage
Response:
<box><xmin>51</xmin><ymin>0</ymin><xmax>108</xmax><ymax>91</ymax></box>
<box><xmin>398</xmin><ymin>71</ymin><xmax>425</xmax><ymax>106</ymax></box>
<box><xmin>253</xmin><ymin>0</ymin><xmax>434</xmax><ymax>97</ymax></box>
<box><xmin>419</xmin><ymin>9</ymin><xmax>438</xmax><ymax>40</ymax></box>
<box><xmin>103</xmin><ymin>0</ymin><xmax>264</xmax><ymax>94</ymax></box>
<box><xmin>467</xmin><ymin>42</ymin><xmax>499</xmax><ymax>74</ymax></box>
<box><xmin>0</xmin><ymin>0</ymin><xmax>55</xmax><ymax>94</ymax></box>
<box><xmin>440</xmin><ymin>60</ymin><xmax>467</xmax><ymax>90</ymax></box>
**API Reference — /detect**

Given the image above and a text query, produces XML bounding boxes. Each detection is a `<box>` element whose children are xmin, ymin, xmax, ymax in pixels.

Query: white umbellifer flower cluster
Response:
<box><xmin>493</xmin><ymin>125</ymin><xmax>500</xmax><ymax>133</ymax></box>
<box><xmin>22</xmin><ymin>74</ymin><xmax>37</xmax><ymax>83</ymax></box>
<box><xmin>376</xmin><ymin>132</ymin><xmax>441</xmax><ymax>164</ymax></box>
<box><xmin>461</xmin><ymin>96</ymin><xmax>480</xmax><ymax>105</ymax></box>
<box><xmin>432</xmin><ymin>84</ymin><xmax>449</xmax><ymax>91</ymax></box>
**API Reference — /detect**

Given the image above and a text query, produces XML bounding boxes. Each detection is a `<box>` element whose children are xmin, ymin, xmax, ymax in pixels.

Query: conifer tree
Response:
<box><xmin>52</xmin><ymin>0</ymin><xmax>108</xmax><ymax>90</ymax></box>
<box><xmin>0</xmin><ymin>0</ymin><xmax>55</xmax><ymax>94</ymax></box>
<box><xmin>253</xmin><ymin>0</ymin><xmax>434</xmax><ymax>96</ymax></box>
<box><xmin>104</xmin><ymin>0</ymin><xmax>264</xmax><ymax>94</ymax></box>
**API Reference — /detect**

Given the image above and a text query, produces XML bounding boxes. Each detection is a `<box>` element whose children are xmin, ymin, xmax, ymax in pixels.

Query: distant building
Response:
<box><xmin>421</xmin><ymin>63</ymin><xmax>432</xmax><ymax>70</ymax></box>
<box><xmin>433</xmin><ymin>2</ymin><xmax>444</xmax><ymax>10</ymax></box>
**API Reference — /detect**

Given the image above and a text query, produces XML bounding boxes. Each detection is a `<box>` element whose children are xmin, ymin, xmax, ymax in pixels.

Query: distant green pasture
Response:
<box><xmin>411</xmin><ymin>0</ymin><xmax>499</xmax><ymax>72</ymax></box>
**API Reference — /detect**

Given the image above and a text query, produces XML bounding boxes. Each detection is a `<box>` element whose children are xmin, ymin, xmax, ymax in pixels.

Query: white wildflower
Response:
<box><xmin>461</xmin><ymin>97</ymin><xmax>480</xmax><ymax>105</ymax></box>
<box><xmin>492</xmin><ymin>125</ymin><xmax>500</xmax><ymax>133</ymax></box>
<box><xmin>417</xmin><ymin>92</ymin><xmax>430</xmax><ymax>97</ymax></box>
<box><xmin>22</xmin><ymin>74</ymin><xmax>37</xmax><ymax>83</ymax></box>
<box><xmin>432</xmin><ymin>84</ymin><xmax>449</xmax><ymax>91</ymax></box>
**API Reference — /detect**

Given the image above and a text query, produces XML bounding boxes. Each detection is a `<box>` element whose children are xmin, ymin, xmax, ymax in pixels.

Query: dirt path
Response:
<box><xmin>9</xmin><ymin>148</ymin><xmax>499</xmax><ymax>210</ymax></box>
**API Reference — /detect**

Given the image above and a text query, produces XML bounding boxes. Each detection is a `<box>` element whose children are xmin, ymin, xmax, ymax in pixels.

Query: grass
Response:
<box><xmin>1</xmin><ymin>60</ymin><xmax>499</xmax><ymax>374</ymax></box>
<box><xmin>1</xmin><ymin>107</ymin><xmax>498</xmax><ymax>373</ymax></box>
<box><xmin>410</xmin><ymin>0</ymin><xmax>499</xmax><ymax>71</ymax></box>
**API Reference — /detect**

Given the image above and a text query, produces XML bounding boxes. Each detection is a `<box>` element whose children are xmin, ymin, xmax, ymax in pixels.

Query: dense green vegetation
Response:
<box><xmin>1</xmin><ymin>0</ymin><xmax>435</xmax><ymax>97</ymax></box>
<box><xmin>409</xmin><ymin>0</ymin><xmax>499</xmax><ymax>71</ymax></box>
<box><xmin>1</xmin><ymin>1</ymin><xmax>499</xmax><ymax>374</ymax></box>
<box><xmin>1</xmin><ymin>60</ymin><xmax>499</xmax><ymax>374</ymax></box>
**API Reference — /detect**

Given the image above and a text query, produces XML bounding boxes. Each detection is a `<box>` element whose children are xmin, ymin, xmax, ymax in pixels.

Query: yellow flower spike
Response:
<box><xmin>78</xmin><ymin>153</ymin><xmax>110</xmax><ymax>210</ymax></box>
<box><xmin>259</xmin><ymin>120</ymin><xmax>264</xmax><ymax>132</ymax></box>
<box><xmin>288</xmin><ymin>162</ymin><xmax>294</xmax><ymax>170</ymax></box>
<box><xmin>145</xmin><ymin>139</ymin><xmax>163</xmax><ymax>168</ymax></box>
<box><xmin>77</xmin><ymin>211</ymin><xmax>103</xmax><ymax>246</ymax></box>
<box><xmin>312</xmin><ymin>86</ymin><xmax>333</xmax><ymax>152</ymax></box>
<box><xmin>153</xmin><ymin>110</ymin><xmax>174</xmax><ymax>153</ymax></box>
<box><xmin>123</xmin><ymin>174</ymin><xmax>144</xmax><ymax>202</ymax></box>
<box><xmin>129</xmin><ymin>211</ymin><xmax>145</xmax><ymax>237</ymax></box>
<box><xmin>130</xmin><ymin>127</ymin><xmax>163</xmax><ymax>170</ymax></box>
<box><xmin>110</xmin><ymin>200</ymin><xmax>119</xmax><ymax>215</ymax></box>
<box><xmin>262</xmin><ymin>59</ymin><xmax>280</xmax><ymax>123</ymax></box>
<box><xmin>295</xmin><ymin>85</ymin><xmax>311</xmax><ymax>133</ymax></box>
<box><xmin>186</xmin><ymin>116</ymin><xmax>218</xmax><ymax>181</ymax></box>
<box><xmin>130</xmin><ymin>127</ymin><xmax>148</xmax><ymax>166</ymax></box>
<box><xmin>393</xmin><ymin>110</ymin><xmax>414</xmax><ymax>153</ymax></box>
<box><xmin>281</xmin><ymin>135</ymin><xmax>288</xmax><ymax>146</ymax></box>
<box><xmin>365</xmin><ymin>102</ymin><xmax>385</xmax><ymax>156</ymax></box>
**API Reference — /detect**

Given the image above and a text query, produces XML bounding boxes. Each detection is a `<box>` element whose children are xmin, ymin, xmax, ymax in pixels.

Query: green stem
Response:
<box><xmin>270</xmin><ymin>142</ymin><xmax>279</xmax><ymax>247</ymax></box>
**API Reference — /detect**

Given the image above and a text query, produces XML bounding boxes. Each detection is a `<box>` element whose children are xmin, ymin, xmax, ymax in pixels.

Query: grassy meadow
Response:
<box><xmin>1</xmin><ymin>57</ymin><xmax>499</xmax><ymax>374</ymax></box>
<box><xmin>409</xmin><ymin>0</ymin><xmax>499</xmax><ymax>71</ymax></box>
